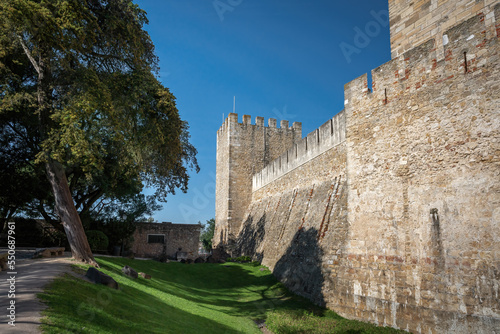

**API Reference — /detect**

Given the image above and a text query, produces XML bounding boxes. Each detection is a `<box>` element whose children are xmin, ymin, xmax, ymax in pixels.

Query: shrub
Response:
<box><xmin>226</xmin><ymin>256</ymin><xmax>252</xmax><ymax>263</ymax></box>
<box><xmin>85</xmin><ymin>230</ymin><xmax>109</xmax><ymax>251</ymax></box>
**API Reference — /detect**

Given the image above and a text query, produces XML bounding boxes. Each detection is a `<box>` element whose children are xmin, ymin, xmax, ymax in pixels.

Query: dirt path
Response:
<box><xmin>0</xmin><ymin>255</ymin><xmax>73</xmax><ymax>333</ymax></box>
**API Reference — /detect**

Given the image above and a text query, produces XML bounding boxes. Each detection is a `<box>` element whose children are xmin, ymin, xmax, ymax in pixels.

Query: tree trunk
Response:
<box><xmin>1</xmin><ymin>208</ymin><xmax>16</xmax><ymax>233</ymax></box>
<box><xmin>45</xmin><ymin>160</ymin><xmax>98</xmax><ymax>266</ymax></box>
<box><xmin>16</xmin><ymin>35</ymin><xmax>97</xmax><ymax>266</ymax></box>
<box><xmin>37</xmin><ymin>200</ymin><xmax>65</xmax><ymax>232</ymax></box>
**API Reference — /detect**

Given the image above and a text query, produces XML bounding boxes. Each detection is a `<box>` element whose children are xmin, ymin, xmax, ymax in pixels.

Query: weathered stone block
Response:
<box><xmin>85</xmin><ymin>267</ymin><xmax>119</xmax><ymax>289</ymax></box>
<box><xmin>122</xmin><ymin>265</ymin><xmax>138</xmax><ymax>279</ymax></box>
<box><xmin>139</xmin><ymin>272</ymin><xmax>151</xmax><ymax>279</ymax></box>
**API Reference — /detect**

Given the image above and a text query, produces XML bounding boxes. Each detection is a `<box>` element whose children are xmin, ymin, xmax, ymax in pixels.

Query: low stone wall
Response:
<box><xmin>132</xmin><ymin>222</ymin><xmax>200</xmax><ymax>260</ymax></box>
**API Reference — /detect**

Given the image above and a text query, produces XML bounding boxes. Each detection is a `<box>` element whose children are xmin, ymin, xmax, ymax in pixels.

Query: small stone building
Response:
<box><xmin>131</xmin><ymin>222</ymin><xmax>200</xmax><ymax>260</ymax></box>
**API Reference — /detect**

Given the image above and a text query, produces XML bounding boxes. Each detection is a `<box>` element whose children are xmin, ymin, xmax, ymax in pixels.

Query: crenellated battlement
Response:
<box><xmin>252</xmin><ymin>110</ymin><xmax>346</xmax><ymax>191</ymax></box>
<box><xmin>388</xmin><ymin>0</ymin><xmax>498</xmax><ymax>59</ymax></box>
<box><xmin>217</xmin><ymin>112</ymin><xmax>302</xmax><ymax>134</ymax></box>
<box><xmin>251</xmin><ymin>9</ymin><xmax>497</xmax><ymax>194</ymax></box>
<box><xmin>345</xmin><ymin>11</ymin><xmax>496</xmax><ymax>111</ymax></box>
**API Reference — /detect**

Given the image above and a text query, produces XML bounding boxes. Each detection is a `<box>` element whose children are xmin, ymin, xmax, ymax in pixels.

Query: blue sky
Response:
<box><xmin>136</xmin><ymin>0</ymin><xmax>391</xmax><ymax>225</ymax></box>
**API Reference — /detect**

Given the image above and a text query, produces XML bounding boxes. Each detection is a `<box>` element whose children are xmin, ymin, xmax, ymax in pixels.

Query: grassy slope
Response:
<box><xmin>39</xmin><ymin>257</ymin><xmax>405</xmax><ymax>334</ymax></box>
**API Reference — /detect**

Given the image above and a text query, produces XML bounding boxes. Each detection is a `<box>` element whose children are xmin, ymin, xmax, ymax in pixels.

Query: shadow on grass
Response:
<box><xmin>95</xmin><ymin>257</ymin><xmax>295</xmax><ymax>320</ymax></box>
<box><xmin>40</xmin><ymin>256</ymin><xmax>405</xmax><ymax>334</ymax></box>
<box><xmin>39</xmin><ymin>272</ymin><xmax>246</xmax><ymax>334</ymax></box>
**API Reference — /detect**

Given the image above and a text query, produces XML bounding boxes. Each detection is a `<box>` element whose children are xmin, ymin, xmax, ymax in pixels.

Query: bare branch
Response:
<box><xmin>16</xmin><ymin>34</ymin><xmax>41</xmax><ymax>75</ymax></box>
<box><xmin>94</xmin><ymin>198</ymin><xmax>110</xmax><ymax>216</ymax></box>
<box><xmin>79</xmin><ymin>189</ymin><xmax>103</xmax><ymax>217</ymax></box>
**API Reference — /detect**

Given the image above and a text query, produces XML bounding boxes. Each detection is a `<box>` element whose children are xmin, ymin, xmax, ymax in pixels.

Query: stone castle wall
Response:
<box><xmin>236</xmin><ymin>141</ymin><xmax>348</xmax><ymax>303</ymax></box>
<box><xmin>389</xmin><ymin>0</ymin><xmax>498</xmax><ymax>58</ymax></box>
<box><xmin>227</xmin><ymin>8</ymin><xmax>500</xmax><ymax>333</ymax></box>
<box><xmin>342</xmin><ymin>11</ymin><xmax>500</xmax><ymax>333</ymax></box>
<box><xmin>214</xmin><ymin>113</ymin><xmax>301</xmax><ymax>246</ymax></box>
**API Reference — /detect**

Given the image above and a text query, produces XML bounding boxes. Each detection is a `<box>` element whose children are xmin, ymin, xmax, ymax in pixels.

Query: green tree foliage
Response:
<box><xmin>84</xmin><ymin>230</ymin><xmax>109</xmax><ymax>252</ymax></box>
<box><xmin>0</xmin><ymin>0</ymin><xmax>199</xmax><ymax>265</ymax></box>
<box><xmin>0</xmin><ymin>112</ymin><xmax>163</xmax><ymax>231</ymax></box>
<box><xmin>96</xmin><ymin>218</ymin><xmax>136</xmax><ymax>253</ymax></box>
<box><xmin>85</xmin><ymin>194</ymin><xmax>159</xmax><ymax>254</ymax></box>
<box><xmin>87</xmin><ymin>193</ymin><xmax>162</xmax><ymax>225</ymax></box>
<box><xmin>200</xmin><ymin>218</ymin><xmax>215</xmax><ymax>251</ymax></box>
<box><xmin>0</xmin><ymin>92</ymin><xmax>51</xmax><ymax>230</ymax></box>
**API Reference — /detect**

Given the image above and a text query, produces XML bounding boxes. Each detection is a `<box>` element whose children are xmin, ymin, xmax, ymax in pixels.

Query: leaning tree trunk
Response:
<box><xmin>45</xmin><ymin>160</ymin><xmax>98</xmax><ymax>266</ymax></box>
<box><xmin>16</xmin><ymin>34</ymin><xmax>97</xmax><ymax>266</ymax></box>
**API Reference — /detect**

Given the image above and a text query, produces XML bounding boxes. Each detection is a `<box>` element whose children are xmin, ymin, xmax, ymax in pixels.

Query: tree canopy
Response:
<box><xmin>200</xmin><ymin>218</ymin><xmax>215</xmax><ymax>251</ymax></box>
<box><xmin>0</xmin><ymin>0</ymin><xmax>199</xmax><ymax>264</ymax></box>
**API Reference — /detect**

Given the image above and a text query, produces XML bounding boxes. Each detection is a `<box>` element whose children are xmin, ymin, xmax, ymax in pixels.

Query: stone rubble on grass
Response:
<box><xmin>122</xmin><ymin>265</ymin><xmax>138</xmax><ymax>279</ymax></box>
<box><xmin>85</xmin><ymin>267</ymin><xmax>119</xmax><ymax>289</ymax></box>
<box><xmin>139</xmin><ymin>272</ymin><xmax>151</xmax><ymax>279</ymax></box>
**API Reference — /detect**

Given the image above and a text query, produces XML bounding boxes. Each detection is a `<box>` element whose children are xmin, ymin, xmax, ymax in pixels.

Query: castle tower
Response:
<box><xmin>388</xmin><ymin>0</ymin><xmax>498</xmax><ymax>59</ymax></box>
<box><xmin>214</xmin><ymin>113</ymin><xmax>301</xmax><ymax>248</ymax></box>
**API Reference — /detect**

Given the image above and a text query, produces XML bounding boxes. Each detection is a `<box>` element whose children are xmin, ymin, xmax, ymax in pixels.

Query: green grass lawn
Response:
<box><xmin>39</xmin><ymin>257</ymin><xmax>405</xmax><ymax>333</ymax></box>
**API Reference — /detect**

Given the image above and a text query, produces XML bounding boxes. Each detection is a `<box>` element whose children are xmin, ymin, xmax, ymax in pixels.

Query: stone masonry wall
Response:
<box><xmin>214</xmin><ymin>113</ymin><xmax>301</xmax><ymax>247</ymax></box>
<box><xmin>215</xmin><ymin>115</ymin><xmax>230</xmax><ymax>245</ymax></box>
<box><xmin>235</xmin><ymin>142</ymin><xmax>347</xmax><ymax>306</ymax></box>
<box><xmin>132</xmin><ymin>222</ymin><xmax>200</xmax><ymax>259</ymax></box>
<box><xmin>341</xmin><ymin>12</ymin><xmax>500</xmax><ymax>333</ymax></box>
<box><xmin>389</xmin><ymin>0</ymin><xmax>498</xmax><ymax>59</ymax></box>
<box><xmin>231</xmin><ymin>10</ymin><xmax>500</xmax><ymax>334</ymax></box>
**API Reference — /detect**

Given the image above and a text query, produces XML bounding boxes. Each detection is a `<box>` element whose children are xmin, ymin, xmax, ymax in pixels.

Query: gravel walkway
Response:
<box><xmin>0</xmin><ymin>254</ymin><xmax>73</xmax><ymax>333</ymax></box>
